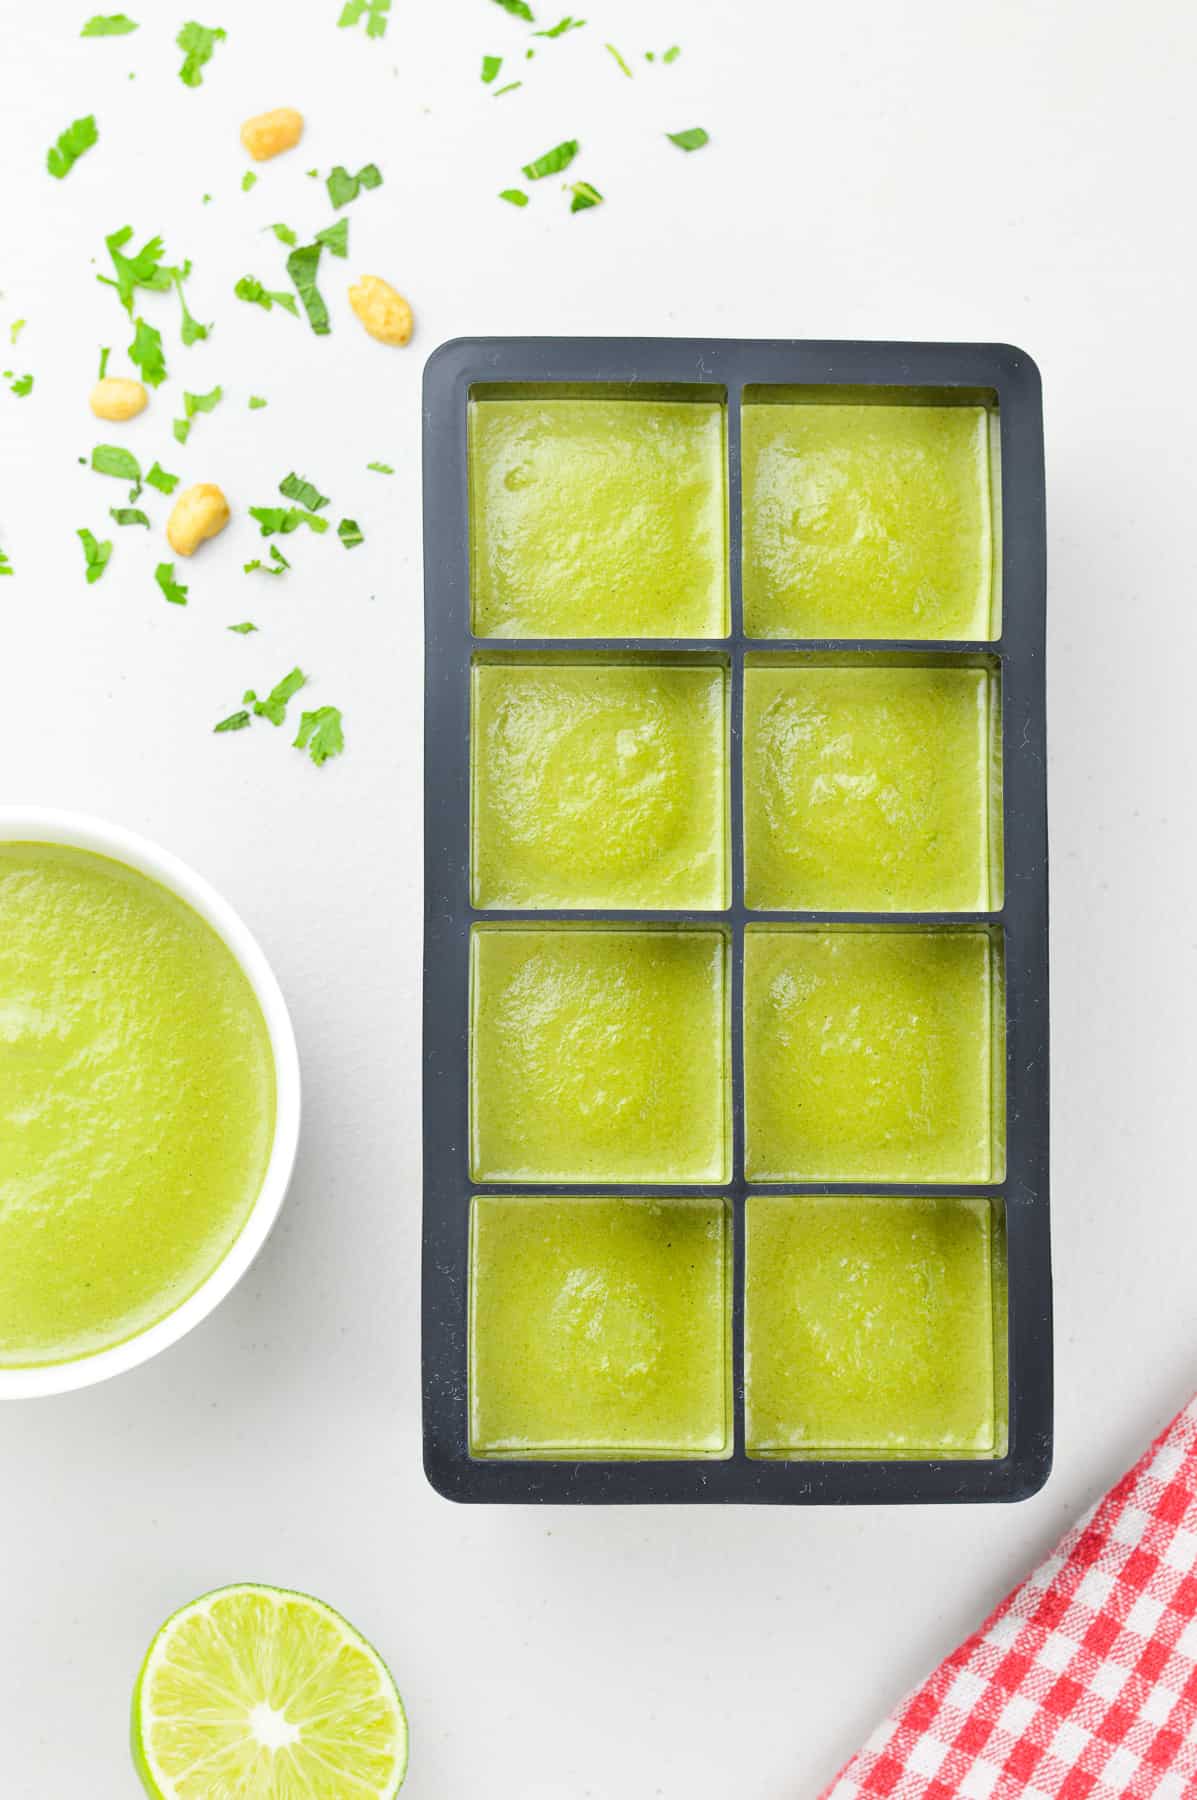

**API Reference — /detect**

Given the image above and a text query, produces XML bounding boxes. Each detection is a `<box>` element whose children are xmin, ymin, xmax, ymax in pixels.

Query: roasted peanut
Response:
<box><xmin>89</xmin><ymin>376</ymin><xmax>148</xmax><ymax>421</ymax></box>
<box><xmin>348</xmin><ymin>275</ymin><xmax>414</xmax><ymax>346</ymax></box>
<box><xmin>239</xmin><ymin>107</ymin><xmax>304</xmax><ymax>162</ymax></box>
<box><xmin>166</xmin><ymin>483</ymin><xmax>230</xmax><ymax>557</ymax></box>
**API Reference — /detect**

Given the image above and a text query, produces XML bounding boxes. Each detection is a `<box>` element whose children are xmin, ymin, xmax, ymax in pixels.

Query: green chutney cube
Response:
<box><xmin>744</xmin><ymin>1195</ymin><xmax>999</xmax><ymax>1456</ymax></box>
<box><xmin>470</xmin><ymin>926</ymin><xmax>729</xmax><ymax>1182</ymax></box>
<box><xmin>742</xmin><ymin>398</ymin><xmax>996</xmax><ymax>640</ymax></box>
<box><xmin>743</xmin><ymin>928</ymin><xmax>1001</xmax><ymax>1182</ymax></box>
<box><xmin>743</xmin><ymin>661</ymin><xmax>998</xmax><ymax>912</ymax></box>
<box><xmin>468</xmin><ymin>393</ymin><xmax>728</xmax><ymax>638</ymax></box>
<box><xmin>470</xmin><ymin>1196</ymin><xmax>731</xmax><ymax>1458</ymax></box>
<box><xmin>472</xmin><ymin>660</ymin><xmax>727</xmax><ymax>910</ymax></box>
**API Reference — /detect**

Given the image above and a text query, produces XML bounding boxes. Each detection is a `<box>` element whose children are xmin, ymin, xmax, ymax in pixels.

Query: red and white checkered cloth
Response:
<box><xmin>822</xmin><ymin>1396</ymin><xmax>1197</xmax><ymax>1800</ymax></box>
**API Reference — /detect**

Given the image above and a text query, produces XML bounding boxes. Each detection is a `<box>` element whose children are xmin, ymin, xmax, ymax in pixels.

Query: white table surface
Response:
<box><xmin>2</xmin><ymin>1</ymin><xmax>1195</xmax><ymax>1793</ymax></box>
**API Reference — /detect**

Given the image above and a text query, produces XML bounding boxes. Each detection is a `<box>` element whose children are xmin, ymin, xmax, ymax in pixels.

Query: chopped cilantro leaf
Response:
<box><xmin>492</xmin><ymin>0</ymin><xmax>534</xmax><ymax>17</ymax></box>
<box><xmin>325</xmin><ymin>163</ymin><xmax>383</xmax><ymax>209</ymax></box>
<box><xmin>493</xmin><ymin>81</ymin><xmax>521</xmax><ymax>95</ymax></box>
<box><xmin>295</xmin><ymin>705</ymin><xmax>345</xmax><ymax>767</ymax></box>
<box><xmin>0</xmin><ymin>548</ymin><xmax>11</xmax><ymax>575</ymax></box>
<box><xmin>214</xmin><ymin>710</ymin><xmax>250</xmax><ymax>732</ymax></box>
<box><xmin>315</xmin><ymin>218</ymin><xmax>349</xmax><ymax>257</ymax></box>
<box><xmin>666</xmin><ymin>126</ymin><xmax>708</xmax><ymax>150</ymax></box>
<box><xmin>173</xmin><ymin>419</ymin><xmax>190</xmax><ymax>444</ymax></box>
<box><xmin>97</xmin><ymin>346</ymin><xmax>110</xmax><ymax>378</ymax></box>
<box><xmin>10</xmin><ymin>321</ymin><xmax>25</xmax><ymax>346</ymax></box>
<box><xmin>533</xmin><ymin>15</ymin><xmax>584</xmax><ymax>34</ymax></box>
<box><xmin>47</xmin><ymin>115</ymin><xmax>99</xmax><ymax>180</ymax></box>
<box><xmin>499</xmin><ymin>188</ymin><xmax>529</xmax><ymax>206</ymax></box>
<box><xmin>249</xmin><ymin>395</ymin><xmax>267</xmax><ymax>409</ymax></box>
<box><xmin>98</xmin><ymin>227</ymin><xmax>173</xmax><ymax>315</ymax></box>
<box><xmin>482</xmin><ymin>54</ymin><xmax>502</xmax><ymax>81</ymax></box>
<box><xmin>253</xmin><ymin>666</ymin><xmax>306</xmax><ymax>725</ymax></box>
<box><xmin>91</xmin><ymin>443</ymin><xmax>141</xmax><ymax>484</ymax></box>
<box><xmin>146</xmin><ymin>461</ymin><xmax>179</xmax><ymax>495</ymax></box>
<box><xmin>78</xmin><ymin>528</ymin><xmax>113</xmax><ymax>584</ymax></box>
<box><xmin>522</xmin><ymin>139</ymin><xmax>577</xmax><ymax>179</ymax></box>
<box><xmin>569</xmin><ymin>179</ymin><xmax>602</xmax><ymax>212</ymax></box>
<box><xmin>228</xmin><ymin>621</ymin><xmax>258</xmax><ymax>633</ymax></box>
<box><xmin>279</xmin><ymin>473</ymin><xmax>329</xmax><ymax>512</ymax></box>
<box><xmin>177</xmin><ymin>21</ymin><xmax>226</xmax><ymax>87</ymax></box>
<box><xmin>269</xmin><ymin>222</ymin><xmax>298</xmax><ymax>246</ymax></box>
<box><xmin>367</xmin><ymin>460</ymin><xmax>394</xmax><ymax>473</ymax></box>
<box><xmin>173</xmin><ymin>385</ymin><xmax>222</xmax><ymax>441</ymax></box>
<box><xmin>249</xmin><ymin>505</ymin><xmax>328</xmax><ymax>537</ymax></box>
<box><xmin>110</xmin><ymin>505</ymin><xmax>150</xmax><ymax>527</ymax></box>
<box><xmin>241</xmin><ymin>170</ymin><xmax>257</xmax><ymax>192</ymax></box>
<box><xmin>155</xmin><ymin>561</ymin><xmax>188</xmax><ymax>605</ymax></box>
<box><xmin>244</xmin><ymin>544</ymin><xmax>290</xmax><ymax>575</ymax></box>
<box><xmin>604</xmin><ymin>42</ymin><xmax>631</xmax><ymax>76</ymax></box>
<box><xmin>82</xmin><ymin>13</ymin><xmax>139</xmax><ymax>32</ymax></box>
<box><xmin>128</xmin><ymin>316</ymin><xmax>166</xmax><ymax>386</ymax></box>
<box><xmin>663</xmin><ymin>44</ymin><xmax>680</xmax><ymax>62</ymax></box>
<box><xmin>235</xmin><ymin>274</ymin><xmax>298</xmax><ymax>315</ymax></box>
<box><xmin>173</xmin><ymin>266</ymin><xmax>210</xmax><ymax>344</ymax></box>
<box><xmin>338</xmin><ymin>0</ymin><xmax>390</xmax><ymax>35</ymax></box>
<box><xmin>337</xmin><ymin>517</ymin><xmax>364</xmax><ymax>549</ymax></box>
<box><xmin>9</xmin><ymin>373</ymin><xmax>33</xmax><ymax>397</ymax></box>
<box><xmin>285</xmin><ymin>243</ymin><xmax>330</xmax><ymax>334</ymax></box>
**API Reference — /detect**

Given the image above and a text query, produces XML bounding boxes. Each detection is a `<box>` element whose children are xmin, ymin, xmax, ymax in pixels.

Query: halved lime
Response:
<box><xmin>132</xmin><ymin>1582</ymin><xmax>408</xmax><ymax>1798</ymax></box>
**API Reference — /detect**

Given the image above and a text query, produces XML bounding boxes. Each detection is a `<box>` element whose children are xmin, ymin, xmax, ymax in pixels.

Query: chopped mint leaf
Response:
<box><xmin>82</xmin><ymin>13</ymin><xmax>139</xmax><ymax>32</ymax></box>
<box><xmin>338</xmin><ymin>0</ymin><xmax>390</xmax><ymax>36</ymax></box>
<box><xmin>91</xmin><ymin>443</ymin><xmax>141</xmax><ymax>484</ymax></box>
<box><xmin>228</xmin><ymin>621</ymin><xmax>258</xmax><ymax>633</ymax></box>
<box><xmin>663</xmin><ymin>44</ymin><xmax>680</xmax><ymax>62</ymax></box>
<box><xmin>155</xmin><ymin>561</ymin><xmax>188</xmax><ymax>605</ymax></box>
<box><xmin>97</xmin><ymin>346</ymin><xmax>110</xmax><ymax>378</ymax></box>
<box><xmin>337</xmin><ymin>517</ymin><xmax>364</xmax><ymax>549</ymax></box>
<box><xmin>9</xmin><ymin>373</ymin><xmax>33</xmax><ymax>397</ymax></box>
<box><xmin>314</xmin><ymin>218</ymin><xmax>349</xmax><ymax>257</ymax></box>
<box><xmin>214</xmin><ymin>709</ymin><xmax>250</xmax><ymax>732</ymax></box>
<box><xmin>177</xmin><ymin>21</ymin><xmax>226</xmax><ymax>87</ymax></box>
<box><xmin>493</xmin><ymin>81</ymin><xmax>521</xmax><ymax>95</ymax></box>
<box><xmin>78</xmin><ymin>528</ymin><xmax>112</xmax><ymax>583</ymax></box>
<box><xmin>9</xmin><ymin>321</ymin><xmax>25</xmax><ymax>346</ymax></box>
<box><xmin>482</xmin><ymin>54</ymin><xmax>502</xmax><ymax>81</ymax></box>
<box><xmin>522</xmin><ymin>139</ymin><xmax>577</xmax><ymax>179</ymax></box>
<box><xmin>97</xmin><ymin>225</ymin><xmax>173</xmax><ymax>314</ymax></box>
<box><xmin>269</xmin><ymin>222</ymin><xmax>298</xmax><ymax>246</ymax></box>
<box><xmin>325</xmin><ymin>162</ymin><xmax>383</xmax><ymax>209</ymax></box>
<box><xmin>253</xmin><ymin>666</ymin><xmax>307</xmax><ymax>725</ymax></box>
<box><xmin>248</xmin><ymin>395</ymin><xmax>267</xmax><ymax>409</ymax></box>
<box><xmin>173</xmin><ymin>266</ymin><xmax>210</xmax><ymax>344</ymax></box>
<box><xmin>47</xmin><ymin>115</ymin><xmax>99</xmax><ymax>180</ymax></box>
<box><xmin>295</xmin><ymin>704</ymin><xmax>345</xmax><ymax>767</ymax></box>
<box><xmin>533</xmin><ymin>15</ymin><xmax>584</xmax><ymax>34</ymax></box>
<box><xmin>285</xmin><ymin>243</ymin><xmax>330</xmax><ymax>335</ymax></box>
<box><xmin>241</xmin><ymin>170</ymin><xmax>257</xmax><ymax>192</ymax></box>
<box><xmin>0</xmin><ymin>547</ymin><xmax>11</xmax><ymax>575</ymax></box>
<box><xmin>146</xmin><ymin>462</ymin><xmax>179</xmax><ymax>494</ymax></box>
<box><xmin>666</xmin><ymin>126</ymin><xmax>708</xmax><ymax>150</ymax></box>
<box><xmin>279</xmin><ymin>473</ymin><xmax>329</xmax><ymax>512</ymax></box>
<box><xmin>498</xmin><ymin>188</ymin><xmax>529</xmax><ymax>205</ymax></box>
<box><xmin>244</xmin><ymin>544</ymin><xmax>290</xmax><ymax>575</ymax></box>
<box><xmin>604</xmin><ymin>42</ymin><xmax>631</xmax><ymax>76</ymax></box>
<box><xmin>129</xmin><ymin>316</ymin><xmax>166</xmax><ymax>386</ymax></box>
<box><xmin>568</xmin><ymin>179</ymin><xmax>602</xmax><ymax>212</ymax></box>
<box><xmin>235</xmin><ymin>274</ymin><xmax>298</xmax><ymax>315</ymax></box>
<box><xmin>110</xmin><ymin>505</ymin><xmax>150</xmax><ymax>527</ymax></box>
<box><xmin>248</xmin><ymin>505</ymin><xmax>328</xmax><ymax>537</ymax></box>
<box><xmin>367</xmin><ymin>460</ymin><xmax>394</xmax><ymax>473</ymax></box>
<box><xmin>492</xmin><ymin>0</ymin><xmax>534</xmax><ymax>17</ymax></box>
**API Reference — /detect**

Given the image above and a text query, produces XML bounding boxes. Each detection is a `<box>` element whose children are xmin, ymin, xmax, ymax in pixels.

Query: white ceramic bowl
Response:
<box><xmin>0</xmin><ymin>807</ymin><xmax>301</xmax><ymax>1398</ymax></box>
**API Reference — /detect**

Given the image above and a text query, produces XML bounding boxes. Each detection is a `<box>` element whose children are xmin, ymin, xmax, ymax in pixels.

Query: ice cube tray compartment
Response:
<box><xmin>423</xmin><ymin>339</ymin><xmax>1049</xmax><ymax>1505</ymax></box>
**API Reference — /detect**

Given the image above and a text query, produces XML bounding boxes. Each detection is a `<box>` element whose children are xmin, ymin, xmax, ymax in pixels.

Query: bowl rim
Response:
<box><xmin>0</xmin><ymin>806</ymin><xmax>301</xmax><ymax>1398</ymax></box>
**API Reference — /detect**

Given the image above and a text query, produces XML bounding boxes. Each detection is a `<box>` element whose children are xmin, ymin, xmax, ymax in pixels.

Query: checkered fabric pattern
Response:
<box><xmin>822</xmin><ymin>1396</ymin><xmax>1197</xmax><ymax>1799</ymax></box>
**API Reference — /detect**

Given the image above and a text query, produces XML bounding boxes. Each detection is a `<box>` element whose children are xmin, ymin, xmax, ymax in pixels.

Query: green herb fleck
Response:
<box><xmin>248</xmin><ymin>505</ymin><xmax>328</xmax><ymax>537</ymax></box>
<box><xmin>97</xmin><ymin>226</ymin><xmax>174</xmax><ymax>313</ymax></box>
<box><xmin>280</xmin><ymin>473</ymin><xmax>329</xmax><ymax>512</ymax></box>
<box><xmin>604</xmin><ymin>42</ymin><xmax>631</xmax><ymax>76</ymax></box>
<box><xmin>228</xmin><ymin>621</ymin><xmax>258</xmax><ymax>633</ymax></box>
<box><xmin>146</xmin><ymin>461</ymin><xmax>179</xmax><ymax>495</ymax></box>
<box><xmin>666</xmin><ymin>126</ymin><xmax>708</xmax><ymax>151</ymax></box>
<box><xmin>533</xmin><ymin>15</ymin><xmax>584</xmax><ymax>35</ymax></box>
<box><xmin>568</xmin><ymin>179</ymin><xmax>602</xmax><ymax>212</ymax></box>
<box><xmin>269</xmin><ymin>222</ymin><xmax>298</xmax><ymax>247</ymax></box>
<box><xmin>177</xmin><ymin>21</ymin><xmax>226</xmax><ymax>87</ymax></box>
<box><xmin>367</xmin><ymin>460</ymin><xmax>394</xmax><ymax>473</ymax></box>
<box><xmin>47</xmin><ymin>115</ymin><xmax>99</xmax><ymax>180</ymax></box>
<box><xmin>244</xmin><ymin>544</ymin><xmax>290</xmax><ymax>576</ymax></box>
<box><xmin>314</xmin><ymin>218</ymin><xmax>349</xmax><ymax>257</ymax></box>
<box><xmin>78</xmin><ymin>528</ymin><xmax>113</xmax><ymax>584</ymax></box>
<box><xmin>82</xmin><ymin>13</ymin><xmax>139</xmax><ymax>33</ymax></box>
<box><xmin>235</xmin><ymin>274</ymin><xmax>298</xmax><ymax>315</ymax></box>
<box><xmin>9</xmin><ymin>321</ymin><xmax>25</xmax><ymax>346</ymax></box>
<box><xmin>498</xmin><ymin>189</ymin><xmax>528</xmax><ymax>210</ymax></box>
<box><xmin>173</xmin><ymin>266</ymin><xmax>210</xmax><ymax>344</ymax></box>
<box><xmin>128</xmin><ymin>316</ymin><xmax>166</xmax><ymax>386</ymax></box>
<box><xmin>337</xmin><ymin>517</ymin><xmax>364</xmax><ymax>549</ymax></box>
<box><xmin>492</xmin><ymin>0</ymin><xmax>534</xmax><ymax>17</ymax></box>
<box><xmin>522</xmin><ymin>139</ymin><xmax>577</xmax><ymax>179</ymax></box>
<box><xmin>285</xmin><ymin>243</ymin><xmax>330</xmax><ymax>334</ymax></box>
<box><xmin>155</xmin><ymin>561</ymin><xmax>189</xmax><ymax>605</ymax></box>
<box><xmin>0</xmin><ymin>547</ymin><xmax>12</xmax><ymax>576</ymax></box>
<box><xmin>97</xmin><ymin>345</ymin><xmax>110</xmax><ymax>378</ymax></box>
<box><xmin>326</xmin><ymin>162</ymin><xmax>383</xmax><ymax>209</ymax></box>
<box><xmin>91</xmin><ymin>443</ymin><xmax>141</xmax><ymax>487</ymax></box>
<box><xmin>173</xmin><ymin>384</ymin><xmax>222</xmax><ymax>442</ymax></box>
<box><xmin>110</xmin><ymin>505</ymin><xmax>150</xmax><ymax>527</ymax></box>
<box><xmin>481</xmin><ymin>54</ymin><xmax>502</xmax><ymax>81</ymax></box>
<box><xmin>252</xmin><ymin>666</ymin><xmax>307</xmax><ymax>725</ymax></box>
<box><xmin>9</xmin><ymin>373</ymin><xmax>33</xmax><ymax>397</ymax></box>
<box><xmin>241</xmin><ymin>170</ymin><xmax>257</xmax><ymax>192</ymax></box>
<box><xmin>663</xmin><ymin>44</ymin><xmax>680</xmax><ymax>62</ymax></box>
<box><xmin>214</xmin><ymin>710</ymin><xmax>250</xmax><ymax>732</ymax></box>
<box><xmin>338</xmin><ymin>0</ymin><xmax>390</xmax><ymax>36</ymax></box>
<box><xmin>493</xmin><ymin>81</ymin><xmax>521</xmax><ymax>95</ymax></box>
<box><xmin>249</xmin><ymin>395</ymin><xmax>267</xmax><ymax>409</ymax></box>
<box><xmin>295</xmin><ymin>705</ymin><xmax>345</xmax><ymax>767</ymax></box>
